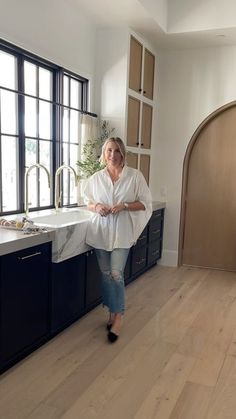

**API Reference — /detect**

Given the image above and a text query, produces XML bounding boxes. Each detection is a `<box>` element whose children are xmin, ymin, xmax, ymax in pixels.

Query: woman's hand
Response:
<box><xmin>95</xmin><ymin>203</ymin><xmax>111</xmax><ymax>217</ymax></box>
<box><xmin>111</xmin><ymin>203</ymin><xmax>125</xmax><ymax>214</ymax></box>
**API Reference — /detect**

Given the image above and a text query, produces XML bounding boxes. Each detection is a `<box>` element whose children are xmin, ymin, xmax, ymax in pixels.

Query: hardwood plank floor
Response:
<box><xmin>1</xmin><ymin>265</ymin><xmax>236</xmax><ymax>418</ymax></box>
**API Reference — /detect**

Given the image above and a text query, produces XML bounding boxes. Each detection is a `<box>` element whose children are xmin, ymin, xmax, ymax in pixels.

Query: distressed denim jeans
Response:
<box><xmin>95</xmin><ymin>248</ymin><xmax>130</xmax><ymax>313</ymax></box>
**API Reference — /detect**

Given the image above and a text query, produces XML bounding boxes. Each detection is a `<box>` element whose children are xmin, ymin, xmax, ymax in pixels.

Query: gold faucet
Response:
<box><xmin>24</xmin><ymin>164</ymin><xmax>50</xmax><ymax>217</ymax></box>
<box><xmin>55</xmin><ymin>164</ymin><xmax>78</xmax><ymax>211</ymax></box>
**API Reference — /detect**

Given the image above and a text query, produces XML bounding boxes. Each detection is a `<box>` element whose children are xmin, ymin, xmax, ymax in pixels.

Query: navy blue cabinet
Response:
<box><xmin>0</xmin><ymin>243</ymin><xmax>51</xmax><ymax>372</ymax></box>
<box><xmin>147</xmin><ymin>209</ymin><xmax>164</xmax><ymax>266</ymax></box>
<box><xmin>126</xmin><ymin>208</ymin><xmax>164</xmax><ymax>282</ymax></box>
<box><xmin>51</xmin><ymin>254</ymin><xmax>86</xmax><ymax>333</ymax></box>
<box><xmin>51</xmin><ymin>249</ymin><xmax>102</xmax><ymax>334</ymax></box>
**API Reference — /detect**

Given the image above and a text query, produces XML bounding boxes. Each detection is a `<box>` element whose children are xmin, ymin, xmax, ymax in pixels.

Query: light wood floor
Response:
<box><xmin>2</xmin><ymin>265</ymin><xmax>236</xmax><ymax>418</ymax></box>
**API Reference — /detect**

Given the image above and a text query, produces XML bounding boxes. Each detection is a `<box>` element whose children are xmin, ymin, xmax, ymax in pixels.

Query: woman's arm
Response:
<box><xmin>111</xmin><ymin>200</ymin><xmax>145</xmax><ymax>214</ymax></box>
<box><xmin>123</xmin><ymin>201</ymin><xmax>145</xmax><ymax>211</ymax></box>
<box><xmin>87</xmin><ymin>202</ymin><xmax>97</xmax><ymax>212</ymax></box>
<box><xmin>87</xmin><ymin>202</ymin><xmax>111</xmax><ymax>216</ymax></box>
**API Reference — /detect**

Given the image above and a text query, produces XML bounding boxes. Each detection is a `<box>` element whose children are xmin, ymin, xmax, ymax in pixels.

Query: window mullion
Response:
<box><xmin>18</xmin><ymin>55</ymin><xmax>25</xmax><ymax>213</ymax></box>
<box><xmin>67</xmin><ymin>78</ymin><xmax>71</xmax><ymax>206</ymax></box>
<box><xmin>0</xmin><ymin>89</ymin><xmax>2</xmax><ymax>212</ymax></box>
<box><xmin>36</xmin><ymin>65</ymin><xmax>40</xmax><ymax>208</ymax></box>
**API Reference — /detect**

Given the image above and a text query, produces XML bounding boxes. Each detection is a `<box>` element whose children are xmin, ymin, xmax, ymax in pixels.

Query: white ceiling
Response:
<box><xmin>74</xmin><ymin>0</ymin><xmax>236</xmax><ymax>49</ymax></box>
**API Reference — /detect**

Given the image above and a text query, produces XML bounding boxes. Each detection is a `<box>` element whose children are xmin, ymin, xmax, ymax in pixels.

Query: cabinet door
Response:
<box><xmin>141</xmin><ymin>103</ymin><xmax>153</xmax><ymax>149</ymax></box>
<box><xmin>148</xmin><ymin>239</ymin><xmax>162</xmax><ymax>265</ymax></box>
<box><xmin>127</xmin><ymin>96</ymin><xmax>140</xmax><ymax>147</ymax></box>
<box><xmin>51</xmin><ymin>254</ymin><xmax>85</xmax><ymax>333</ymax></box>
<box><xmin>0</xmin><ymin>244</ymin><xmax>50</xmax><ymax>363</ymax></box>
<box><xmin>85</xmin><ymin>250</ymin><xmax>102</xmax><ymax>309</ymax></box>
<box><xmin>129</xmin><ymin>36</ymin><xmax>143</xmax><ymax>93</ymax></box>
<box><xmin>148</xmin><ymin>209</ymin><xmax>164</xmax><ymax>265</ymax></box>
<box><xmin>143</xmin><ymin>48</ymin><xmax>155</xmax><ymax>100</ymax></box>
<box><xmin>149</xmin><ymin>209</ymin><xmax>163</xmax><ymax>242</ymax></box>
<box><xmin>134</xmin><ymin>226</ymin><xmax>148</xmax><ymax>249</ymax></box>
<box><xmin>131</xmin><ymin>246</ymin><xmax>147</xmax><ymax>276</ymax></box>
<box><xmin>140</xmin><ymin>154</ymin><xmax>150</xmax><ymax>185</ymax></box>
<box><xmin>126</xmin><ymin>151</ymin><xmax>138</xmax><ymax>169</ymax></box>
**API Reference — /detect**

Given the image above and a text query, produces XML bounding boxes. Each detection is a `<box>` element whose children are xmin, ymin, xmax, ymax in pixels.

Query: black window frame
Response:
<box><xmin>0</xmin><ymin>38</ymin><xmax>93</xmax><ymax>216</ymax></box>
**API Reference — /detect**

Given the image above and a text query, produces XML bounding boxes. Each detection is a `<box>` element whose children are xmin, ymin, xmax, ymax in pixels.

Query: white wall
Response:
<box><xmin>95</xmin><ymin>29</ymin><xmax>129</xmax><ymax>136</ymax></box>
<box><xmin>151</xmin><ymin>45</ymin><xmax>236</xmax><ymax>266</ymax></box>
<box><xmin>168</xmin><ymin>0</ymin><xmax>236</xmax><ymax>32</ymax></box>
<box><xmin>0</xmin><ymin>0</ymin><xmax>97</xmax><ymax>109</ymax></box>
<box><xmin>139</xmin><ymin>0</ymin><xmax>168</xmax><ymax>31</ymax></box>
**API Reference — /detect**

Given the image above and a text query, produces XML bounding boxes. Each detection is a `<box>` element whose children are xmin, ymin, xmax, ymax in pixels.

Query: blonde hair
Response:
<box><xmin>100</xmin><ymin>137</ymin><xmax>126</xmax><ymax>166</ymax></box>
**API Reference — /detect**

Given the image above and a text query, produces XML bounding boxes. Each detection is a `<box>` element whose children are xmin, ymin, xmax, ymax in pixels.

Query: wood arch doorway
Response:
<box><xmin>179</xmin><ymin>101</ymin><xmax>236</xmax><ymax>271</ymax></box>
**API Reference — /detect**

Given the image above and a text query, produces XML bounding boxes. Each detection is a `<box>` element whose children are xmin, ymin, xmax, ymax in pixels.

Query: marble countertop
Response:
<box><xmin>152</xmin><ymin>201</ymin><xmax>166</xmax><ymax>211</ymax></box>
<box><xmin>0</xmin><ymin>228</ymin><xmax>55</xmax><ymax>256</ymax></box>
<box><xmin>0</xmin><ymin>201</ymin><xmax>166</xmax><ymax>258</ymax></box>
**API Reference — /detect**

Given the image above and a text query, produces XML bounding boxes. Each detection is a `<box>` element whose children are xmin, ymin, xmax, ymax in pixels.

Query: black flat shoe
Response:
<box><xmin>107</xmin><ymin>330</ymin><xmax>119</xmax><ymax>343</ymax></box>
<box><xmin>106</xmin><ymin>323</ymin><xmax>112</xmax><ymax>331</ymax></box>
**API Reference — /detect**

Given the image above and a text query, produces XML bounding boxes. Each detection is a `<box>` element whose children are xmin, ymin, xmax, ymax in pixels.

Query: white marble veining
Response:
<box><xmin>51</xmin><ymin>220</ymin><xmax>91</xmax><ymax>263</ymax></box>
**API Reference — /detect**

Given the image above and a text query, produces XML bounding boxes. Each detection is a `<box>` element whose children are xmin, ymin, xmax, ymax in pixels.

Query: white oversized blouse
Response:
<box><xmin>83</xmin><ymin>166</ymin><xmax>152</xmax><ymax>251</ymax></box>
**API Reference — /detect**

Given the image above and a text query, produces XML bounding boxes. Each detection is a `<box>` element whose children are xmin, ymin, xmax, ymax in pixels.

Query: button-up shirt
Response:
<box><xmin>83</xmin><ymin>166</ymin><xmax>152</xmax><ymax>251</ymax></box>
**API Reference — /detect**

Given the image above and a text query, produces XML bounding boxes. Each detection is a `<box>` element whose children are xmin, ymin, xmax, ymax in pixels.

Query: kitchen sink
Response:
<box><xmin>31</xmin><ymin>208</ymin><xmax>93</xmax><ymax>228</ymax></box>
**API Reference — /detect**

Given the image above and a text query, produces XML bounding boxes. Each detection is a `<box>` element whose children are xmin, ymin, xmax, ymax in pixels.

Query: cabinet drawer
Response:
<box><xmin>134</xmin><ymin>226</ymin><xmax>148</xmax><ymax>249</ymax></box>
<box><xmin>148</xmin><ymin>240</ymin><xmax>162</xmax><ymax>264</ymax></box>
<box><xmin>149</xmin><ymin>209</ymin><xmax>163</xmax><ymax>229</ymax></box>
<box><xmin>149</xmin><ymin>225</ymin><xmax>162</xmax><ymax>242</ymax></box>
<box><xmin>131</xmin><ymin>246</ymin><xmax>147</xmax><ymax>276</ymax></box>
<box><xmin>149</xmin><ymin>210</ymin><xmax>163</xmax><ymax>243</ymax></box>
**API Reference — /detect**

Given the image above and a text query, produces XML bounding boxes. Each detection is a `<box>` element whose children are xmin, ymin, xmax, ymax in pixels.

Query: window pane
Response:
<box><xmin>1</xmin><ymin>136</ymin><xmax>18</xmax><ymax>211</ymax></box>
<box><xmin>62</xmin><ymin>142</ymin><xmax>69</xmax><ymax>166</ymax></box>
<box><xmin>39</xmin><ymin>141</ymin><xmax>51</xmax><ymax>206</ymax></box>
<box><xmin>25</xmin><ymin>140</ymin><xmax>37</xmax><ymax>209</ymax></box>
<box><xmin>39</xmin><ymin>100</ymin><xmax>52</xmax><ymax>139</ymax></box>
<box><xmin>63</xmin><ymin>75</ymin><xmax>69</xmax><ymax>106</ymax></box>
<box><xmin>39</xmin><ymin>67</ymin><xmax>52</xmax><ymax>100</ymax></box>
<box><xmin>78</xmin><ymin>83</ymin><xmax>82</xmax><ymax>109</ymax></box>
<box><xmin>70</xmin><ymin>79</ymin><xmax>79</xmax><ymax>108</ymax></box>
<box><xmin>62</xmin><ymin>108</ymin><xmax>69</xmax><ymax>142</ymax></box>
<box><xmin>0</xmin><ymin>90</ymin><xmax>17</xmax><ymax>134</ymax></box>
<box><xmin>25</xmin><ymin>97</ymin><xmax>37</xmax><ymax>137</ymax></box>
<box><xmin>62</xmin><ymin>143</ymin><xmax>77</xmax><ymax>205</ymax></box>
<box><xmin>70</xmin><ymin>110</ymin><xmax>79</xmax><ymax>142</ymax></box>
<box><xmin>70</xmin><ymin>144</ymin><xmax>78</xmax><ymax>168</ymax></box>
<box><xmin>28</xmin><ymin>170</ymin><xmax>37</xmax><ymax>208</ymax></box>
<box><xmin>25</xmin><ymin>138</ymin><xmax>37</xmax><ymax>167</ymax></box>
<box><xmin>39</xmin><ymin>140</ymin><xmax>51</xmax><ymax>168</ymax></box>
<box><xmin>24</xmin><ymin>61</ymin><xmax>36</xmax><ymax>96</ymax></box>
<box><xmin>0</xmin><ymin>51</ymin><xmax>16</xmax><ymax>89</ymax></box>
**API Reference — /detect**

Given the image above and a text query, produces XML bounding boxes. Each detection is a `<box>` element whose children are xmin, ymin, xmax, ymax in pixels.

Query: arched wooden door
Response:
<box><xmin>180</xmin><ymin>102</ymin><xmax>236</xmax><ymax>271</ymax></box>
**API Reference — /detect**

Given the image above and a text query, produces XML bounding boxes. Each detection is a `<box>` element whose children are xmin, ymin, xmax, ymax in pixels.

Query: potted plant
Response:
<box><xmin>77</xmin><ymin>120</ymin><xmax>114</xmax><ymax>179</ymax></box>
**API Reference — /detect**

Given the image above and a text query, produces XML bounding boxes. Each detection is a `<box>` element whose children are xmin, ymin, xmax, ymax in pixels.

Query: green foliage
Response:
<box><xmin>77</xmin><ymin>138</ymin><xmax>105</xmax><ymax>179</ymax></box>
<box><xmin>77</xmin><ymin>120</ymin><xmax>114</xmax><ymax>179</ymax></box>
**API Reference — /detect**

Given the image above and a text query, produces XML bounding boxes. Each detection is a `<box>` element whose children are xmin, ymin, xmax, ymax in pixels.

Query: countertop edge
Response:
<box><xmin>0</xmin><ymin>230</ymin><xmax>55</xmax><ymax>256</ymax></box>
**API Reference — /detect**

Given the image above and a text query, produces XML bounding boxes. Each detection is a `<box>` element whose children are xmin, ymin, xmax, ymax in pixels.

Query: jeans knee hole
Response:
<box><xmin>111</xmin><ymin>270</ymin><xmax>122</xmax><ymax>282</ymax></box>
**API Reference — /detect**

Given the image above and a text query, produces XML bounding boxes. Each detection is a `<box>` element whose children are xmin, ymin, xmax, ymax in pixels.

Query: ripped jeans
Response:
<box><xmin>95</xmin><ymin>248</ymin><xmax>130</xmax><ymax>313</ymax></box>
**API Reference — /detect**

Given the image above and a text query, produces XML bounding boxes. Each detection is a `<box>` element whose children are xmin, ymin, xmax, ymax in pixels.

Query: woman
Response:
<box><xmin>83</xmin><ymin>137</ymin><xmax>152</xmax><ymax>343</ymax></box>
